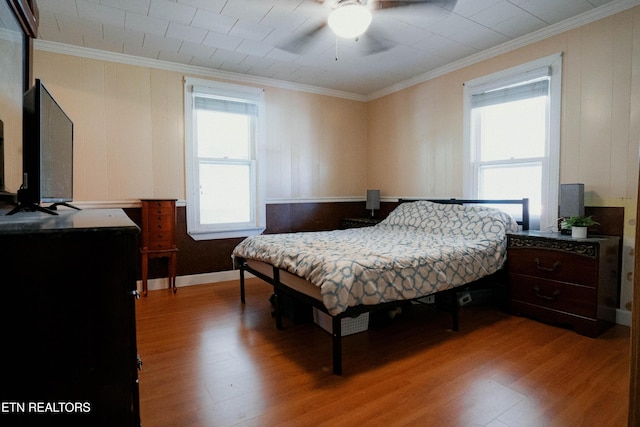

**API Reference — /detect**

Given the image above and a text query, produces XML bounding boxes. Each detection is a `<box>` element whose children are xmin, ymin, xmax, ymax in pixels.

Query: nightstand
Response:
<box><xmin>341</xmin><ymin>217</ymin><xmax>383</xmax><ymax>229</ymax></box>
<box><xmin>140</xmin><ymin>199</ymin><xmax>178</xmax><ymax>296</ymax></box>
<box><xmin>507</xmin><ymin>231</ymin><xmax>619</xmax><ymax>337</ymax></box>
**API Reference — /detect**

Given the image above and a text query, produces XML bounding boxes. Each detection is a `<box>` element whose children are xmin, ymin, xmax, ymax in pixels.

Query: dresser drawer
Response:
<box><xmin>508</xmin><ymin>248</ymin><xmax>597</xmax><ymax>287</ymax></box>
<box><xmin>148</xmin><ymin>229</ymin><xmax>172</xmax><ymax>241</ymax></box>
<box><xmin>147</xmin><ymin>208</ymin><xmax>175</xmax><ymax>221</ymax></box>
<box><xmin>148</xmin><ymin>216</ymin><xmax>174</xmax><ymax>230</ymax></box>
<box><xmin>146</xmin><ymin>200</ymin><xmax>174</xmax><ymax>209</ymax></box>
<box><xmin>148</xmin><ymin>207</ymin><xmax>174</xmax><ymax>218</ymax></box>
<box><xmin>510</xmin><ymin>274</ymin><xmax>597</xmax><ymax>318</ymax></box>
<box><xmin>145</xmin><ymin>217</ymin><xmax>174</xmax><ymax>247</ymax></box>
<box><xmin>148</xmin><ymin>239</ymin><xmax>174</xmax><ymax>250</ymax></box>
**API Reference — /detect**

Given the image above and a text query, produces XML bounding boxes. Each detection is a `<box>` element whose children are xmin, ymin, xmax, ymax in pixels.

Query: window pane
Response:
<box><xmin>478</xmin><ymin>96</ymin><xmax>546</xmax><ymax>161</ymax></box>
<box><xmin>479</xmin><ymin>163</ymin><xmax>541</xmax><ymax>219</ymax></box>
<box><xmin>196</xmin><ymin>110</ymin><xmax>250</xmax><ymax>159</ymax></box>
<box><xmin>199</xmin><ymin>163</ymin><xmax>251</xmax><ymax>225</ymax></box>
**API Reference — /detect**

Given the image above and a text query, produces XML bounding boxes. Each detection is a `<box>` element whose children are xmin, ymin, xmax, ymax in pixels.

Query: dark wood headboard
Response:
<box><xmin>584</xmin><ymin>206</ymin><xmax>624</xmax><ymax>239</ymax></box>
<box><xmin>398</xmin><ymin>198</ymin><xmax>530</xmax><ymax>231</ymax></box>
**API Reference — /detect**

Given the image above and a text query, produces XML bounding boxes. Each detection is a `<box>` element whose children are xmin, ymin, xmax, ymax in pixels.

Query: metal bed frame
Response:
<box><xmin>237</xmin><ymin>198</ymin><xmax>529</xmax><ymax>375</ymax></box>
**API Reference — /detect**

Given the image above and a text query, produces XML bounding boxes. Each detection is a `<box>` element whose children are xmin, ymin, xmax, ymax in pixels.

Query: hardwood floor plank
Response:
<box><xmin>135</xmin><ymin>279</ymin><xmax>630</xmax><ymax>426</ymax></box>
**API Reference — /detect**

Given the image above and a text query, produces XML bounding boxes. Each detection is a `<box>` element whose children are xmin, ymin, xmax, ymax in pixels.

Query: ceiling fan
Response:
<box><xmin>278</xmin><ymin>0</ymin><xmax>458</xmax><ymax>56</ymax></box>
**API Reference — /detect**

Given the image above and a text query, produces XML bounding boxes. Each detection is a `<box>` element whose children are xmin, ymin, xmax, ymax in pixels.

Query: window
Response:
<box><xmin>463</xmin><ymin>54</ymin><xmax>562</xmax><ymax>230</ymax></box>
<box><xmin>184</xmin><ymin>78</ymin><xmax>265</xmax><ymax>240</ymax></box>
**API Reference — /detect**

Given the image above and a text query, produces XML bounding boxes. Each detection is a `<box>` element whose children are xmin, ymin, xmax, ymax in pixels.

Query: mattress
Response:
<box><xmin>233</xmin><ymin>201</ymin><xmax>519</xmax><ymax>315</ymax></box>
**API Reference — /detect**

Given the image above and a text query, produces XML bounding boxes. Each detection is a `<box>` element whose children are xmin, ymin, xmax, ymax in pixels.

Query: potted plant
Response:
<box><xmin>560</xmin><ymin>215</ymin><xmax>599</xmax><ymax>238</ymax></box>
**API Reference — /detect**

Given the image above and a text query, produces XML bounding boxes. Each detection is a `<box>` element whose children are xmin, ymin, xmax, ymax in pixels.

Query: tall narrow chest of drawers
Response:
<box><xmin>507</xmin><ymin>231</ymin><xmax>619</xmax><ymax>337</ymax></box>
<box><xmin>140</xmin><ymin>199</ymin><xmax>178</xmax><ymax>296</ymax></box>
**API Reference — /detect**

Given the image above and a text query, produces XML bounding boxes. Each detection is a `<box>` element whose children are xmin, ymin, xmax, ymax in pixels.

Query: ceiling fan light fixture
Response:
<box><xmin>328</xmin><ymin>3</ymin><xmax>372</xmax><ymax>39</ymax></box>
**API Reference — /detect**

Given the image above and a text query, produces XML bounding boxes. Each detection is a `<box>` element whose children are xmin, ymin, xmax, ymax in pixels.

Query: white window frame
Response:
<box><xmin>463</xmin><ymin>53</ymin><xmax>563</xmax><ymax>230</ymax></box>
<box><xmin>184</xmin><ymin>77</ymin><xmax>266</xmax><ymax>240</ymax></box>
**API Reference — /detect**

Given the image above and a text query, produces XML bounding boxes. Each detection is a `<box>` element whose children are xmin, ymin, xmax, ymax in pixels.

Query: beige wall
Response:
<box><xmin>31</xmin><ymin>52</ymin><xmax>368</xmax><ymax>202</ymax></box>
<box><xmin>368</xmin><ymin>6</ymin><xmax>640</xmax><ymax>312</ymax></box>
<box><xmin>368</xmin><ymin>72</ymin><xmax>464</xmax><ymax>197</ymax></box>
<box><xmin>264</xmin><ymin>88</ymin><xmax>367</xmax><ymax>200</ymax></box>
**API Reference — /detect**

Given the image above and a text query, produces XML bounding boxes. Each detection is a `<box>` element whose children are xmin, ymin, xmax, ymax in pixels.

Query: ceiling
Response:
<box><xmin>35</xmin><ymin>0</ymin><xmax>636</xmax><ymax>98</ymax></box>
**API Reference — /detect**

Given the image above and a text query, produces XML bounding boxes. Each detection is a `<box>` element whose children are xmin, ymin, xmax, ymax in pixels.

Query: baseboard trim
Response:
<box><xmin>136</xmin><ymin>270</ymin><xmax>245</xmax><ymax>293</ymax></box>
<box><xmin>616</xmin><ymin>308</ymin><xmax>632</xmax><ymax>327</ymax></box>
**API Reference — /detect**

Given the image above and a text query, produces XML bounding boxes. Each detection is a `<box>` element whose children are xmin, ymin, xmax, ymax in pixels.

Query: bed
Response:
<box><xmin>232</xmin><ymin>198</ymin><xmax>529</xmax><ymax>374</ymax></box>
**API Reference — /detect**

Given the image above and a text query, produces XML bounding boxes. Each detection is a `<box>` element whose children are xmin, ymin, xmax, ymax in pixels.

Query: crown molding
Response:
<box><xmin>366</xmin><ymin>0</ymin><xmax>640</xmax><ymax>100</ymax></box>
<box><xmin>33</xmin><ymin>40</ymin><xmax>368</xmax><ymax>102</ymax></box>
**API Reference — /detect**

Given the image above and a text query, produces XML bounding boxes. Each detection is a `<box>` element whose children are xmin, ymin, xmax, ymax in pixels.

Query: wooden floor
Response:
<box><xmin>136</xmin><ymin>279</ymin><xmax>630</xmax><ymax>427</ymax></box>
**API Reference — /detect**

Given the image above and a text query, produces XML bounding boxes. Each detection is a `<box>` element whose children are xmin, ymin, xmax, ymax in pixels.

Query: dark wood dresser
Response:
<box><xmin>0</xmin><ymin>208</ymin><xmax>141</xmax><ymax>426</ymax></box>
<box><xmin>140</xmin><ymin>199</ymin><xmax>178</xmax><ymax>296</ymax></box>
<box><xmin>507</xmin><ymin>231</ymin><xmax>619</xmax><ymax>337</ymax></box>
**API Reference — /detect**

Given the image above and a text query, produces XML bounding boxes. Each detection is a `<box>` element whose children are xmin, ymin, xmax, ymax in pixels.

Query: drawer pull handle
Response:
<box><xmin>533</xmin><ymin>286</ymin><xmax>560</xmax><ymax>301</ymax></box>
<box><xmin>534</xmin><ymin>258</ymin><xmax>560</xmax><ymax>272</ymax></box>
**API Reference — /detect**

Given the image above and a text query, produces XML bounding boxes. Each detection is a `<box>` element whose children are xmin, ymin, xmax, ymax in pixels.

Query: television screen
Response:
<box><xmin>19</xmin><ymin>79</ymin><xmax>74</xmax><ymax>210</ymax></box>
<box><xmin>39</xmin><ymin>83</ymin><xmax>73</xmax><ymax>203</ymax></box>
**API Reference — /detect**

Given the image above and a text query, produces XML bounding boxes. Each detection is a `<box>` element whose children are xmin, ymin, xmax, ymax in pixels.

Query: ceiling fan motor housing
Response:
<box><xmin>328</xmin><ymin>1</ymin><xmax>373</xmax><ymax>38</ymax></box>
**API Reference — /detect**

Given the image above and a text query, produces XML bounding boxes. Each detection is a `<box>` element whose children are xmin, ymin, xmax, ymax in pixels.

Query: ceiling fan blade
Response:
<box><xmin>372</xmin><ymin>0</ymin><xmax>458</xmax><ymax>11</ymax></box>
<box><xmin>355</xmin><ymin>34</ymin><xmax>395</xmax><ymax>55</ymax></box>
<box><xmin>354</xmin><ymin>20</ymin><xmax>395</xmax><ymax>55</ymax></box>
<box><xmin>276</xmin><ymin>22</ymin><xmax>327</xmax><ymax>54</ymax></box>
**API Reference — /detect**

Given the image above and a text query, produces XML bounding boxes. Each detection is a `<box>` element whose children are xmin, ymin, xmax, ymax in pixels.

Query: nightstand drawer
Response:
<box><xmin>508</xmin><ymin>248</ymin><xmax>597</xmax><ymax>287</ymax></box>
<box><xmin>510</xmin><ymin>275</ymin><xmax>597</xmax><ymax>318</ymax></box>
<box><xmin>507</xmin><ymin>231</ymin><xmax>620</xmax><ymax>337</ymax></box>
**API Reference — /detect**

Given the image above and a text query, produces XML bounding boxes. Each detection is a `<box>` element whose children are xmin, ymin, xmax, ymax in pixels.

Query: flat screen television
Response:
<box><xmin>8</xmin><ymin>79</ymin><xmax>78</xmax><ymax>215</ymax></box>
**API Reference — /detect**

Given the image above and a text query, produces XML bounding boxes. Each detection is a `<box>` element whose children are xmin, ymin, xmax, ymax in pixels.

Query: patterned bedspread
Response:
<box><xmin>232</xmin><ymin>201</ymin><xmax>519</xmax><ymax>315</ymax></box>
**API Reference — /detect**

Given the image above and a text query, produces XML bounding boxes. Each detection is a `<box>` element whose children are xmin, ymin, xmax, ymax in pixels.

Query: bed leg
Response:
<box><xmin>239</xmin><ymin>264</ymin><xmax>246</xmax><ymax>303</ymax></box>
<box><xmin>332</xmin><ymin>316</ymin><xmax>343</xmax><ymax>375</ymax></box>
<box><xmin>273</xmin><ymin>268</ymin><xmax>284</xmax><ymax>330</ymax></box>
<box><xmin>451</xmin><ymin>290</ymin><xmax>459</xmax><ymax>332</ymax></box>
<box><xmin>451</xmin><ymin>300</ymin><xmax>459</xmax><ymax>332</ymax></box>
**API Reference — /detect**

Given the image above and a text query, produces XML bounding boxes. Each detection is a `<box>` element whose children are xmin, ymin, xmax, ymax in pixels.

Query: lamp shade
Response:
<box><xmin>559</xmin><ymin>183</ymin><xmax>584</xmax><ymax>218</ymax></box>
<box><xmin>366</xmin><ymin>190</ymin><xmax>380</xmax><ymax>210</ymax></box>
<box><xmin>328</xmin><ymin>3</ymin><xmax>372</xmax><ymax>39</ymax></box>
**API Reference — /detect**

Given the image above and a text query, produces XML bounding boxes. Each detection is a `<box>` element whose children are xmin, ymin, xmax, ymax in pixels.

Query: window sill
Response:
<box><xmin>188</xmin><ymin>226</ymin><xmax>265</xmax><ymax>241</ymax></box>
